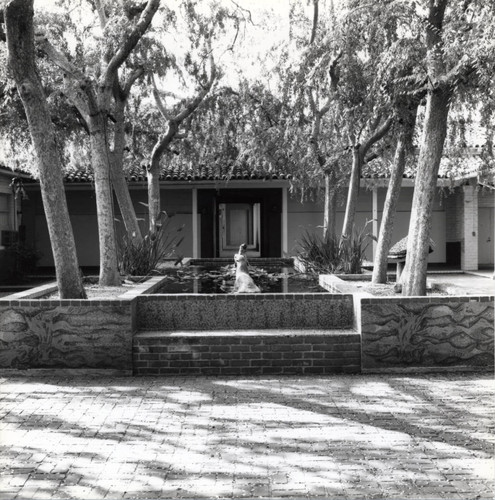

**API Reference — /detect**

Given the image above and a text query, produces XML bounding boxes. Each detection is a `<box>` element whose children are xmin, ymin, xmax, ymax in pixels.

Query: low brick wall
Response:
<box><xmin>0</xmin><ymin>293</ymin><xmax>135</xmax><ymax>372</ymax></box>
<box><xmin>360</xmin><ymin>295</ymin><xmax>494</xmax><ymax>372</ymax></box>
<box><xmin>322</xmin><ymin>274</ymin><xmax>494</xmax><ymax>372</ymax></box>
<box><xmin>133</xmin><ymin>330</ymin><xmax>361</xmax><ymax>376</ymax></box>
<box><xmin>137</xmin><ymin>293</ymin><xmax>354</xmax><ymax>331</ymax></box>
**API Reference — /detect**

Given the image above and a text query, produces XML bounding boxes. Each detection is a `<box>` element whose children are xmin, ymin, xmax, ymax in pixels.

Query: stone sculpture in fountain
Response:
<box><xmin>233</xmin><ymin>243</ymin><xmax>261</xmax><ymax>293</ymax></box>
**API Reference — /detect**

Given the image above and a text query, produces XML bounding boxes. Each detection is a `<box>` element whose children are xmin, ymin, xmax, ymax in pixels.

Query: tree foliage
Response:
<box><xmin>1</xmin><ymin>0</ymin><xmax>494</xmax><ymax>286</ymax></box>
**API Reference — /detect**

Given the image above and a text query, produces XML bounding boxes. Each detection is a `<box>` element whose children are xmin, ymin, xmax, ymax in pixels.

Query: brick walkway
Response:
<box><xmin>0</xmin><ymin>372</ymin><xmax>494</xmax><ymax>499</ymax></box>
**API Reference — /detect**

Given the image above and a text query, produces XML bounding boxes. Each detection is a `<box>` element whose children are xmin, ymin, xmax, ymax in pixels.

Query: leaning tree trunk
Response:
<box><xmin>341</xmin><ymin>146</ymin><xmax>362</xmax><ymax>243</ymax></box>
<box><xmin>402</xmin><ymin>0</ymin><xmax>450</xmax><ymax>296</ymax></box>
<box><xmin>401</xmin><ymin>89</ymin><xmax>451</xmax><ymax>295</ymax></box>
<box><xmin>147</xmin><ymin>156</ymin><xmax>162</xmax><ymax>234</ymax></box>
<box><xmin>110</xmin><ymin>158</ymin><xmax>142</xmax><ymax>242</ymax></box>
<box><xmin>5</xmin><ymin>0</ymin><xmax>86</xmax><ymax>299</ymax></box>
<box><xmin>341</xmin><ymin>117</ymin><xmax>392</xmax><ymax>244</ymax></box>
<box><xmin>148</xmin><ymin>122</ymin><xmax>178</xmax><ymax>234</ymax></box>
<box><xmin>110</xmin><ymin>103</ymin><xmax>142</xmax><ymax>243</ymax></box>
<box><xmin>372</xmin><ymin>102</ymin><xmax>418</xmax><ymax>284</ymax></box>
<box><xmin>88</xmin><ymin>115</ymin><xmax>121</xmax><ymax>286</ymax></box>
<box><xmin>323</xmin><ymin>171</ymin><xmax>337</xmax><ymax>239</ymax></box>
<box><xmin>147</xmin><ymin>62</ymin><xmax>215</xmax><ymax>234</ymax></box>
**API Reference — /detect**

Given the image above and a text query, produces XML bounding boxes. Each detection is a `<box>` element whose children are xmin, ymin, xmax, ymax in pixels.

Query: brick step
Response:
<box><xmin>133</xmin><ymin>329</ymin><xmax>361</xmax><ymax>376</ymax></box>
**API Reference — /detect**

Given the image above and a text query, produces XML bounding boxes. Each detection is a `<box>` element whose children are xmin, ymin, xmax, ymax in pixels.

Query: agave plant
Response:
<box><xmin>296</xmin><ymin>231</ymin><xmax>343</xmax><ymax>274</ymax></box>
<box><xmin>339</xmin><ymin>222</ymin><xmax>373</xmax><ymax>274</ymax></box>
<box><xmin>118</xmin><ymin>210</ymin><xmax>184</xmax><ymax>277</ymax></box>
<box><xmin>296</xmin><ymin>222</ymin><xmax>372</xmax><ymax>275</ymax></box>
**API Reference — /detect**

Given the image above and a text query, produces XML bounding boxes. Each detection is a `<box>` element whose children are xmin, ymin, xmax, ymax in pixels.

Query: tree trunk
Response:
<box><xmin>341</xmin><ymin>146</ymin><xmax>362</xmax><ymax>242</ymax></box>
<box><xmin>5</xmin><ymin>0</ymin><xmax>86</xmax><ymax>299</ymax></box>
<box><xmin>147</xmin><ymin>65</ymin><xmax>215</xmax><ymax>233</ymax></box>
<box><xmin>88</xmin><ymin>114</ymin><xmax>121</xmax><ymax>286</ymax></box>
<box><xmin>110</xmin><ymin>157</ymin><xmax>142</xmax><ymax>241</ymax></box>
<box><xmin>147</xmin><ymin>156</ymin><xmax>161</xmax><ymax>233</ymax></box>
<box><xmin>110</xmin><ymin>102</ymin><xmax>142</xmax><ymax>242</ymax></box>
<box><xmin>148</xmin><ymin>122</ymin><xmax>178</xmax><ymax>234</ymax></box>
<box><xmin>323</xmin><ymin>172</ymin><xmax>337</xmax><ymax>239</ymax></box>
<box><xmin>401</xmin><ymin>89</ymin><xmax>451</xmax><ymax>295</ymax></box>
<box><xmin>372</xmin><ymin>102</ymin><xmax>417</xmax><ymax>284</ymax></box>
<box><xmin>341</xmin><ymin>117</ymin><xmax>392</xmax><ymax>244</ymax></box>
<box><xmin>402</xmin><ymin>0</ymin><xmax>450</xmax><ymax>296</ymax></box>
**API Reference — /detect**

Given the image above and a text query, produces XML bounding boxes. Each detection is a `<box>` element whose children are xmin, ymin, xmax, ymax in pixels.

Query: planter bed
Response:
<box><xmin>2</xmin><ymin>272</ymin><xmax>492</xmax><ymax>375</ymax></box>
<box><xmin>321</xmin><ymin>275</ymin><xmax>494</xmax><ymax>373</ymax></box>
<box><xmin>0</xmin><ymin>277</ymin><xmax>160</xmax><ymax>373</ymax></box>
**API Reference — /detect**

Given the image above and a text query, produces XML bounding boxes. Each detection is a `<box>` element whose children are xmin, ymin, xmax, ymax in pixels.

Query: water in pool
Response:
<box><xmin>154</xmin><ymin>265</ymin><xmax>325</xmax><ymax>294</ymax></box>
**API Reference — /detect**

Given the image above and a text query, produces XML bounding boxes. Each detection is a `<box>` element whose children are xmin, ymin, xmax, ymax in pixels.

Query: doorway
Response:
<box><xmin>479</xmin><ymin>207</ymin><xmax>494</xmax><ymax>266</ymax></box>
<box><xmin>218</xmin><ymin>202</ymin><xmax>261</xmax><ymax>257</ymax></box>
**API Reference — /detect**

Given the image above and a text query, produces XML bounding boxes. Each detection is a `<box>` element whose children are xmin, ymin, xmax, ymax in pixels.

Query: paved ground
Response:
<box><xmin>0</xmin><ymin>372</ymin><xmax>494</xmax><ymax>500</ymax></box>
<box><xmin>429</xmin><ymin>272</ymin><xmax>494</xmax><ymax>295</ymax></box>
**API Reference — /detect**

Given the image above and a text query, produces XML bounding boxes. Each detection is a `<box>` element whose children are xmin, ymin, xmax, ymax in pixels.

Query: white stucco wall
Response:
<box><xmin>31</xmin><ymin>187</ymin><xmax>194</xmax><ymax>267</ymax></box>
<box><xmin>287</xmin><ymin>186</ymin><xmax>447</xmax><ymax>263</ymax></box>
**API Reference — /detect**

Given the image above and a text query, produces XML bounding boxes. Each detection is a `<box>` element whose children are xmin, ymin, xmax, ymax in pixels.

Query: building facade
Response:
<box><xmin>14</xmin><ymin>172</ymin><xmax>494</xmax><ymax>272</ymax></box>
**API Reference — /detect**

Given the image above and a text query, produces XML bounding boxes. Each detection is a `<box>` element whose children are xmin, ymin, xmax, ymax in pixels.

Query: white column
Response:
<box><xmin>192</xmin><ymin>188</ymin><xmax>199</xmax><ymax>258</ymax></box>
<box><xmin>461</xmin><ymin>184</ymin><xmax>478</xmax><ymax>271</ymax></box>
<box><xmin>282</xmin><ymin>186</ymin><xmax>288</xmax><ymax>257</ymax></box>
<box><xmin>372</xmin><ymin>186</ymin><xmax>378</xmax><ymax>260</ymax></box>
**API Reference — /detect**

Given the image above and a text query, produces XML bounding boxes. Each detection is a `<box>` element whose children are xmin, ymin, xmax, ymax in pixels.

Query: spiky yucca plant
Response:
<box><xmin>118</xmin><ymin>211</ymin><xmax>184</xmax><ymax>277</ymax></box>
<box><xmin>296</xmin><ymin>223</ymin><xmax>372</xmax><ymax>275</ymax></box>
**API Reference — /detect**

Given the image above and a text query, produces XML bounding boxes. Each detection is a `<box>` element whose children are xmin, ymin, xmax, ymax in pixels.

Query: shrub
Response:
<box><xmin>339</xmin><ymin>224</ymin><xmax>372</xmax><ymax>274</ymax></box>
<box><xmin>4</xmin><ymin>242</ymin><xmax>42</xmax><ymax>281</ymax></box>
<box><xmin>118</xmin><ymin>212</ymin><xmax>184</xmax><ymax>277</ymax></box>
<box><xmin>296</xmin><ymin>223</ymin><xmax>371</xmax><ymax>275</ymax></box>
<box><xmin>296</xmin><ymin>231</ymin><xmax>342</xmax><ymax>274</ymax></box>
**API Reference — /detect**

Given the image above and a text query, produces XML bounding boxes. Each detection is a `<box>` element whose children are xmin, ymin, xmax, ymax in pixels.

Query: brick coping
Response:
<box><xmin>0</xmin><ymin>276</ymin><xmax>163</xmax><ymax>304</ymax></box>
<box><xmin>139</xmin><ymin>292</ymin><xmax>348</xmax><ymax>300</ymax></box>
<box><xmin>360</xmin><ymin>295</ymin><xmax>494</xmax><ymax>304</ymax></box>
<box><xmin>0</xmin><ymin>368</ymin><xmax>132</xmax><ymax>377</ymax></box>
<box><xmin>135</xmin><ymin>329</ymin><xmax>359</xmax><ymax>338</ymax></box>
<box><xmin>362</xmin><ymin>366</ymin><xmax>494</xmax><ymax>374</ymax></box>
<box><xmin>320</xmin><ymin>274</ymin><xmax>494</xmax><ymax>302</ymax></box>
<box><xmin>2</xmin><ymin>272</ymin><xmax>490</xmax><ymax>304</ymax></box>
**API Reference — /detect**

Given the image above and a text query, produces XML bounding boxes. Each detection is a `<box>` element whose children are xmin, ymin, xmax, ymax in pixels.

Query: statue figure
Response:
<box><xmin>233</xmin><ymin>243</ymin><xmax>261</xmax><ymax>293</ymax></box>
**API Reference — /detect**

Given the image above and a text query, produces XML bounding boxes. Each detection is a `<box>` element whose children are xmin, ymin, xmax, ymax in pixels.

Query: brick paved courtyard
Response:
<box><xmin>0</xmin><ymin>372</ymin><xmax>494</xmax><ymax>499</ymax></box>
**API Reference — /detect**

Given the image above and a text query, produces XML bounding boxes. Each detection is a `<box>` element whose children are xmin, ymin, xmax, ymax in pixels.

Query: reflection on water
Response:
<box><xmin>154</xmin><ymin>265</ymin><xmax>325</xmax><ymax>294</ymax></box>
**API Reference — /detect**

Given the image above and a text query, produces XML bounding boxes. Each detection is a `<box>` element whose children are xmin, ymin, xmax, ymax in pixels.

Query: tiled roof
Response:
<box><xmin>64</xmin><ymin>162</ymin><xmax>292</xmax><ymax>183</ymax></box>
<box><xmin>362</xmin><ymin>145</ymin><xmax>487</xmax><ymax>180</ymax></box>
<box><xmin>2</xmin><ymin>145</ymin><xmax>489</xmax><ymax>185</ymax></box>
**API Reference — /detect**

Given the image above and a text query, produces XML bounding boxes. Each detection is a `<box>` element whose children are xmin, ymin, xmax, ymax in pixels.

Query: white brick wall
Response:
<box><xmin>462</xmin><ymin>185</ymin><xmax>478</xmax><ymax>271</ymax></box>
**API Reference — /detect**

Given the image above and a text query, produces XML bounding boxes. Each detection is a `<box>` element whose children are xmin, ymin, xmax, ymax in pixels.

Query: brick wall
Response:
<box><xmin>133</xmin><ymin>331</ymin><xmax>361</xmax><ymax>376</ymax></box>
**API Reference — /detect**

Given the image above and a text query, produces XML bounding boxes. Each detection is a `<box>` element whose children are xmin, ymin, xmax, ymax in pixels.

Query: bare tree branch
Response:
<box><xmin>122</xmin><ymin>66</ymin><xmax>145</xmax><ymax>98</ymax></box>
<box><xmin>307</xmin><ymin>88</ymin><xmax>317</xmax><ymax>115</ymax></box>
<box><xmin>230</xmin><ymin>0</ymin><xmax>254</xmax><ymax>25</ymax></box>
<box><xmin>36</xmin><ymin>34</ymin><xmax>84</xmax><ymax>79</ymax></box>
<box><xmin>309</xmin><ymin>0</ymin><xmax>319</xmax><ymax>45</ymax></box>
<box><xmin>35</xmin><ymin>35</ymin><xmax>93</xmax><ymax>120</ymax></box>
<box><xmin>329</xmin><ymin>51</ymin><xmax>342</xmax><ymax>91</ymax></box>
<box><xmin>103</xmin><ymin>0</ymin><xmax>160</xmax><ymax>95</ymax></box>
<box><xmin>174</xmin><ymin>53</ymin><xmax>217</xmax><ymax>122</ymax></box>
<box><xmin>94</xmin><ymin>0</ymin><xmax>108</xmax><ymax>28</ymax></box>
<box><xmin>150</xmin><ymin>53</ymin><xmax>218</xmax><ymax>167</ymax></box>
<box><xmin>362</xmin><ymin>116</ymin><xmax>393</xmax><ymax>156</ymax></box>
<box><xmin>151</xmin><ymin>73</ymin><xmax>172</xmax><ymax>121</ymax></box>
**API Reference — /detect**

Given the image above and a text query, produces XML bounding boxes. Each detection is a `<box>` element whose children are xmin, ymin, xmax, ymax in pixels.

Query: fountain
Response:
<box><xmin>233</xmin><ymin>243</ymin><xmax>261</xmax><ymax>293</ymax></box>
